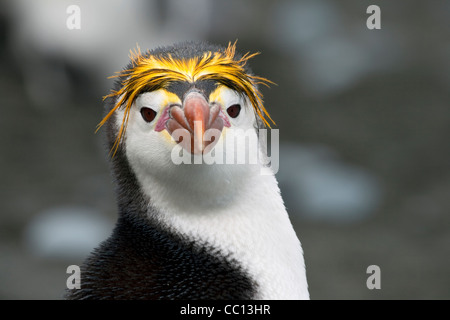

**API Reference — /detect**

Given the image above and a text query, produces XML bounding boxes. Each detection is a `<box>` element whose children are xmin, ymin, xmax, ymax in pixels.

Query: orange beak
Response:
<box><xmin>166</xmin><ymin>91</ymin><xmax>224</xmax><ymax>154</ymax></box>
<box><xmin>183</xmin><ymin>92</ymin><xmax>210</xmax><ymax>154</ymax></box>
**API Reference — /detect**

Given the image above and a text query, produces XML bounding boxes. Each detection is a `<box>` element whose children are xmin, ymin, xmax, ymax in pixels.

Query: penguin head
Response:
<box><xmin>99</xmin><ymin>41</ymin><xmax>274</xmax><ymax>196</ymax></box>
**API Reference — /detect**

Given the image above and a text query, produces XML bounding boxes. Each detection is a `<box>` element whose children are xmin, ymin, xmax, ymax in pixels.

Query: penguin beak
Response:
<box><xmin>166</xmin><ymin>91</ymin><xmax>224</xmax><ymax>154</ymax></box>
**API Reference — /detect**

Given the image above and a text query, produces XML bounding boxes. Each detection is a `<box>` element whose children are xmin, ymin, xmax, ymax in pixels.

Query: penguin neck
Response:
<box><xmin>124</xmin><ymin>158</ymin><xmax>309</xmax><ymax>299</ymax></box>
<box><xmin>141</xmin><ymin>162</ymin><xmax>262</xmax><ymax>214</ymax></box>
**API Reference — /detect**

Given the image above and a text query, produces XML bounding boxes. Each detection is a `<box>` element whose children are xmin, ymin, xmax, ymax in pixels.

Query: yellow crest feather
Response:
<box><xmin>97</xmin><ymin>41</ymin><xmax>274</xmax><ymax>156</ymax></box>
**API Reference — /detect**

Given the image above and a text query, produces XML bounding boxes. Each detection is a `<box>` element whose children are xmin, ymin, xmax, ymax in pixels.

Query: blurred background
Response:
<box><xmin>0</xmin><ymin>0</ymin><xmax>449</xmax><ymax>299</ymax></box>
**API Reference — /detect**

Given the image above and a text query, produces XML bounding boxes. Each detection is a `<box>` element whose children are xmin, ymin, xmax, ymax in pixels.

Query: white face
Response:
<box><xmin>115</xmin><ymin>86</ymin><xmax>262</xmax><ymax>203</ymax></box>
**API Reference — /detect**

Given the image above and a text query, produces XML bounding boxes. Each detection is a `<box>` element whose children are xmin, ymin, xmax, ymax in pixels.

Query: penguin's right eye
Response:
<box><xmin>227</xmin><ymin>104</ymin><xmax>241</xmax><ymax>118</ymax></box>
<box><xmin>140</xmin><ymin>107</ymin><xmax>157</xmax><ymax>123</ymax></box>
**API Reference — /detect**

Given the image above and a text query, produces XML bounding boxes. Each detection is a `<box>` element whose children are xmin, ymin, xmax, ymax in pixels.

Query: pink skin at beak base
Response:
<box><xmin>164</xmin><ymin>92</ymin><xmax>228</xmax><ymax>155</ymax></box>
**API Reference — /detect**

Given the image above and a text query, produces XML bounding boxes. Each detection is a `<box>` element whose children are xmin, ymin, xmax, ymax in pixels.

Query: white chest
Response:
<box><xmin>139</xmin><ymin>167</ymin><xmax>309</xmax><ymax>300</ymax></box>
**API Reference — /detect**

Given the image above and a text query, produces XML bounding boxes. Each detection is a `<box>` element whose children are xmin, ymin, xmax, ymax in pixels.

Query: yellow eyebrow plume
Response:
<box><xmin>97</xmin><ymin>41</ymin><xmax>274</xmax><ymax>156</ymax></box>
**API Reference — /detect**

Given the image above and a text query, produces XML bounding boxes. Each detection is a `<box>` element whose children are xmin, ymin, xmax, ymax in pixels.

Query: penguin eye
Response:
<box><xmin>227</xmin><ymin>104</ymin><xmax>241</xmax><ymax>118</ymax></box>
<box><xmin>140</xmin><ymin>107</ymin><xmax>157</xmax><ymax>123</ymax></box>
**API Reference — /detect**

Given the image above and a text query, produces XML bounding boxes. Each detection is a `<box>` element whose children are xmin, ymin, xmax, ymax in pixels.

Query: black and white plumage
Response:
<box><xmin>66</xmin><ymin>41</ymin><xmax>309</xmax><ymax>300</ymax></box>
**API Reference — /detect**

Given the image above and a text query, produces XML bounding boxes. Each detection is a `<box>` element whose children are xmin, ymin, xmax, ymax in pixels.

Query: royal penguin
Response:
<box><xmin>66</xmin><ymin>41</ymin><xmax>309</xmax><ymax>300</ymax></box>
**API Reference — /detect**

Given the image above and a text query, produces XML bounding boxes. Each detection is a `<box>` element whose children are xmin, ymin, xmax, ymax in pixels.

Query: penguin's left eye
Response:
<box><xmin>140</xmin><ymin>107</ymin><xmax>157</xmax><ymax>123</ymax></box>
<box><xmin>227</xmin><ymin>104</ymin><xmax>241</xmax><ymax>118</ymax></box>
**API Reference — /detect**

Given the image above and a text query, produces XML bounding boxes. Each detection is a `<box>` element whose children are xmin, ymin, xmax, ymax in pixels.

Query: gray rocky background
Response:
<box><xmin>0</xmin><ymin>0</ymin><xmax>449</xmax><ymax>299</ymax></box>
